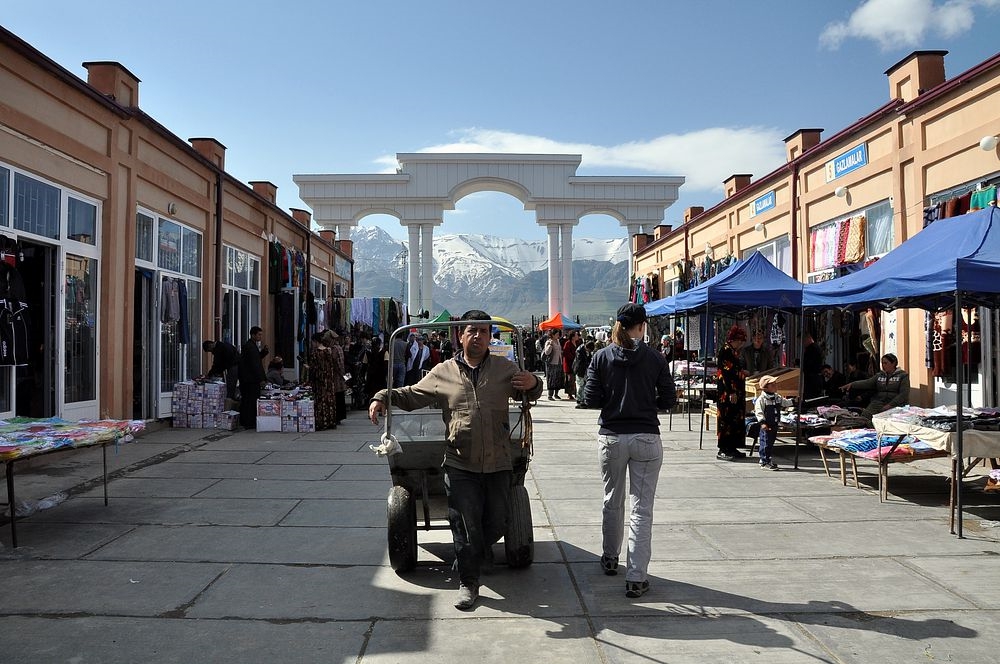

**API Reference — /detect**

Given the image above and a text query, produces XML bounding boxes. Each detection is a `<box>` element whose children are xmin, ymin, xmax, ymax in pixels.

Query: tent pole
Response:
<box><xmin>955</xmin><ymin>290</ymin><xmax>965</xmax><ymax>538</ymax></box>
<box><xmin>795</xmin><ymin>311</ymin><xmax>805</xmax><ymax>469</ymax></box>
<box><xmin>686</xmin><ymin>313</ymin><xmax>693</xmax><ymax>433</ymax></box>
<box><xmin>699</xmin><ymin>306</ymin><xmax>709</xmax><ymax>451</ymax></box>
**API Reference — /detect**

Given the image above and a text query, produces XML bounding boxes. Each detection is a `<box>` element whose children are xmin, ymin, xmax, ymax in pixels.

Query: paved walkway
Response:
<box><xmin>2</xmin><ymin>399</ymin><xmax>999</xmax><ymax>663</ymax></box>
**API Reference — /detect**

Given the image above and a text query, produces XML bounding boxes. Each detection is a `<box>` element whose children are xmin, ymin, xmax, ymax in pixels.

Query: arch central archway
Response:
<box><xmin>295</xmin><ymin>153</ymin><xmax>684</xmax><ymax>318</ymax></box>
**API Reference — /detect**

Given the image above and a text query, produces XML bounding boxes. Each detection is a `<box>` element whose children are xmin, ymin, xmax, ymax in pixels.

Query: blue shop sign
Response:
<box><xmin>749</xmin><ymin>190</ymin><xmax>775</xmax><ymax>218</ymax></box>
<box><xmin>826</xmin><ymin>143</ymin><xmax>868</xmax><ymax>181</ymax></box>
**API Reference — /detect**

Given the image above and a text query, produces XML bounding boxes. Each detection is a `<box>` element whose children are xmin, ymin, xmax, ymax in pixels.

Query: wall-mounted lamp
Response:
<box><xmin>834</xmin><ymin>186</ymin><xmax>849</xmax><ymax>198</ymax></box>
<box><xmin>167</xmin><ymin>202</ymin><xmax>178</xmax><ymax>215</ymax></box>
<box><xmin>980</xmin><ymin>135</ymin><xmax>999</xmax><ymax>151</ymax></box>
<box><xmin>753</xmin><ymin>222</ymin><xmax>764</xmax><ymax>232</ymax></box>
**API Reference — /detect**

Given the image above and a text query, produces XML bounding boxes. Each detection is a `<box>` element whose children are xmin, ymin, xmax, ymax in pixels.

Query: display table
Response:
<box><xmin>1</xmin><ymin>417</ymin><xmax>145</xmax><ymax>547</ymax></box>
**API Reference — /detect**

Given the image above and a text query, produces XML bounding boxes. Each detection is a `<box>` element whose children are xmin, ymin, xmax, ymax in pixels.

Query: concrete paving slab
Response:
<box><xmin>362</xmin><ymin>615</ymin><xmax>598</xmax><ymax>662</ymax></box>
<box><xmin>0</xmin><ymin>522</ymin><xmax>134</xmax><ymax>557</ymax></box>
<box><xmin>0</xmin><ymin>615</ymin><xmax>367</xmax><ymax>664</ymax></box>
<box><xmin>166</xmin><ymin>449</ymin><xmax>272</xmax><ymax>464</ymax></box>
<box><xmin>128</xmin><ymin>462</ymin><xmax>339</xmax><ymax>480</ymax></box>
<box><xmin>592</xmin><ymin>613</ymin><xmax>836</xmax><ymax>663</ymax></box>
<box><xmin>279</xmin><ymin>498</ymin><xmax>387</xmax><ymax>527</ymax></box>
<box><xmin>186</xmin><ymin>561</ymin><xmax>584</xmax><ymax>620</ymax></box>
<box><xmin>572</xmin><ymin>559</ymin><xmax>976</xmax><ymax>617</ymax></box>
<box><xmin>194</xmin><ymin>478</ymin><xmax>390</xmax><ymax>499</ymax></box>
<box><xmin>330</xmin><ymin>462</ymin><xmax>392</xmax><ymax>480</ymax></box>
<box><xmin>797</xmin><ymin>609</ymin><xmax>995</xmax><ymax>664</ymax></box>
<box><xmin>543</xmin><ymin>496</ymin><xmax>818</xmax><ymax>527</ymax></box>
<box><xmin>258</xmin><ymin>450</ymin><xmax>386</xmax><ymax>465</ymax></box>
<box><xmin>25</xmin><ymin>496</ymin><xmax>298</xmax><ymax>526</ymax></box>
<box><xmin>903</xmin><ymin>554</ymin><xmax>1000</xmax><ymax>608</ymax></box>
<box><xmin>87</xmin><ymin>525</ymin><xmax>388</xmax><ymax>565</ymax></box>
<box><xmin>696</xmin><ymin>520</ymin><xmax>1000</xmax><ymax>560</ymax></box>
<box><xmin>554</xmin><ymin>524</ymin><xmax>726</xmax><ymax>562</ymax></box>
<box><xmin>0</xmin><ymin>559</ymin><xmax>227</xmax><ymax>614</ymax></box>
<box><xmin>76</xmin><ymin>477</ymin><xmax>221</xmax><ymax>498</ymax></box>
<box><xmin>780</xmin><ymin>493</ymin><xmax>952</xmax><ymax>523</ymax></box>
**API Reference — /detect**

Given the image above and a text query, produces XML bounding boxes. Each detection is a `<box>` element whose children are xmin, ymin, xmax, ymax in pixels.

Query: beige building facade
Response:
<box><xmin>0</xmin><ymin>27</ymin><xmax>353</xmax><ymax>421</ymax></box>
<box><xmin>634</xmin><ymin>50</ymin><xmax>1000</xmax><ymax>408</ymax></box>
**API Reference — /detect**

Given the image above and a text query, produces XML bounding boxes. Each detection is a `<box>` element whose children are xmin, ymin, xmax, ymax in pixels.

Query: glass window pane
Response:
<box><xmin>67</xmin><ymin>198</ymin><xmax>97</xmax><ymax>245</ymax></box>
<box><xmin>158</xmin><ymin>219</ymin><xmax>181</xmax><ymax>271</ymax></box>
<box><xmin>185</xmin><ymin>280</ymin><xmax>201</xmax><ymax>380</ymax></box>
<box><xmin>160</xmin><ymin>276</ymin><xmax>180</xmax><ymax>392</ymax></box>
<box><xmin>234</xmin><ymin>250</ymin><xmax>248</xmax><ymax>289</ymax></box>
<box><xmin>867</xmin><ymin>201</ymin><xmax>893</xmax><ymax>256</ymax></box>
<box><xmin>65</xmin><ymin>255</ymin><xmax>98</xmax><ymax>403</ymax></box>
<box><xmin>251</xmin><ymin>294</ymin><xmax>260</xmax><ymax>328</ymax></box>
<box><xmin>225</xmin><ymin>247</ymin><xmax>234</xmax><ymax>286</ymax></box>
<box><xmin>13</xmin><ymin>173</ymin><xmax>59</xmax><ymax>239</ymax></box>
<box><xmin>135</xmin><ymin>211</ymin><xmax>154</xmax><ymax>262</ymax></box>
<box><xmin>250</xmin><ymin>257</ymin><xmax>259</xmax><ymax>291</ymax></box>
<box><xmin>240</xmin><ymin>293</ymin><xmax>250</xmax><ymax>345</ymax></box>
<box><xmin>0</xmin><ymin>166</ymin><xmax>8</xmax><ymax>227</ymax></box>
<box><xmin>182</xmin><ymin>227</ymin><xmax>201</xmax><ymax>277</ymax></box>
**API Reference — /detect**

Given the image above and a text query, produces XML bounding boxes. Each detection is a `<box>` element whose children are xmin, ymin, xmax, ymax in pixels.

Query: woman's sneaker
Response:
<box><xmin>625</xmin><ymin>580</ymin><xmax>650</xmax><ymax>598</ymax></box>
<box><xmin>766</xmin><ymin>461</ymin><xmax>780</xmax><ymax>470</ymax></box>
<box><xmin>600</xmin><ymin>555</ymin><xmax>619</xmax><ymax>576</ymax></box>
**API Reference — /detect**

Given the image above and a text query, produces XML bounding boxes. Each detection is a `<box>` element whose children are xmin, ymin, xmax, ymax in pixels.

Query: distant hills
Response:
<box><xmin>349</xmin><ymin>225</ymin><xmax>632</xmax><ymax>325</ymax></box>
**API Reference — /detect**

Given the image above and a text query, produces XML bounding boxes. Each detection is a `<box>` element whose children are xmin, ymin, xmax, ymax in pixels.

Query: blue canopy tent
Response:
<box><xmin>802</xmin><ymin>206</ymin><xmax>1000</xmax><ymax>537</ymax></box>
<box><xmin>644</xmin><ymin>295</ymin><xmax>676</xmax><ymax>316</ymax></box>
<box><xmin>667</xmin><ymin>252</ymin><xmax>806</xmax><ymax>451</ymax></box>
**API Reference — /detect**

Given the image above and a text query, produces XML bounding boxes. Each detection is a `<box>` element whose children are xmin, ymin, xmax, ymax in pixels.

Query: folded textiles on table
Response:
<box><xmin>0</xmin><ymin>417</ymin><xmax>146</xmax><ymax>461</ymax></box>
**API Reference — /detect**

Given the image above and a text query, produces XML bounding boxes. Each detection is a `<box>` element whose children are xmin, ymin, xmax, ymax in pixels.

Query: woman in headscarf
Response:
<box><xmin>309</xmin><ymin>332</ymin><xmax>337</xmax><ymax>430</ymax></box>
<box><xmin>716</xmin><ymin>325</ymin><xmax>748</xmax><ymax>461</ymax></box>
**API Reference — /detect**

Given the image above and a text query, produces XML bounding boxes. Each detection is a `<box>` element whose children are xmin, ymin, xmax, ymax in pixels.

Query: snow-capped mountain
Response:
<box><xmin>349</xmin><ymin>224</ymin><xmax>631</xmax><ymax>323</ymax></box>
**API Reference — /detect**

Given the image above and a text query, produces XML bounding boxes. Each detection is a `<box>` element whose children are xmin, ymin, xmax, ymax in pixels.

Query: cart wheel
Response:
<box><xmin>504</xmin><ymin>484</ymin><xmax>533</xmax><ymax>568</ymax></box>
<box><xmin>387</xmin><ymin>485</ymin><xmax>417</xmax><ymax>573</ymax></box>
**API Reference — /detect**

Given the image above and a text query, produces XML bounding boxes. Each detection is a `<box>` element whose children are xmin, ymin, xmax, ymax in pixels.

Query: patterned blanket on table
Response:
<box><xmin>0</xmin><ymin>417</ymin><xmax>145</xmax><ymax>461</ymax></box>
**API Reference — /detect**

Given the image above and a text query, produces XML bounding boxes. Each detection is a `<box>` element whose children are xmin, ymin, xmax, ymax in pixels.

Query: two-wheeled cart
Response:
<box><xmin>378</xmin><ymin>319</ymin><xmax>534</xmax><ymax>573</ymax></box>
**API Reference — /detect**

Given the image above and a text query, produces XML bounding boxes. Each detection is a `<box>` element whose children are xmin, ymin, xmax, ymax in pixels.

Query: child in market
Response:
<box><xmin>754</xmin><ymin>375</ymin><xmax>793</xmax><ymax>470</ymax></box>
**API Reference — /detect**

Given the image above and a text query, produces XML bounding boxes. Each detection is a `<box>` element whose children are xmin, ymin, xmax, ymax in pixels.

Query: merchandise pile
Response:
<box><xmin>171</xmin><ymin>380</ymin><xmax>240</xmax><ymax>430</ymax></box>
<box><xmin>0</xmin><ymin>417</ymin><xmax>146</xmax><ymax>460</ymax></box>
<box><xmin>257</xmin><ymin>386</ymin><xmax>315</xmax><ymax>433</ymax></box>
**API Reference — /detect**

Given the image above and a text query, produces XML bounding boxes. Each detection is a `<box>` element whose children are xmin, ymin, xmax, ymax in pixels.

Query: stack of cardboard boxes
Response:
<box><xmin>171</xmin><ymin>381</ymin><xmax>240</xmax><ymax>430</ymax></box>
<box><xmin>257</xmin><ymin>391</ymin><xmax>315</xmax><ymax>432</ymax></box>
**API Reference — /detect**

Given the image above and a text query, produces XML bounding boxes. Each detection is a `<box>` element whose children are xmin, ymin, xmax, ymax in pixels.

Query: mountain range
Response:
<box><xmin>349</xmin><ymin>225</ymin><xmax>632</xmax><ymax>324</ymax></box>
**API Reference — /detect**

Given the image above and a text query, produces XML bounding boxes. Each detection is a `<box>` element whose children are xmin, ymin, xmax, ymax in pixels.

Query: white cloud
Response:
<box><xmin>820</xmin><ymin>0</ymin><xmax>1000</xmax><ymax>50</ymax></box>
<box><xmin>374</xmin><ymin>126</ymin><xmax>787</xmax><ymax>194</ymax></box>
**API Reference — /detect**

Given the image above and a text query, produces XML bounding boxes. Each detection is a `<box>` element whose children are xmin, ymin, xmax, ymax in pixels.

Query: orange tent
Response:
<box><xmin>538</xmin><ymin>312</ymin><xmax>582</xmax><ymax>330</ymax></box>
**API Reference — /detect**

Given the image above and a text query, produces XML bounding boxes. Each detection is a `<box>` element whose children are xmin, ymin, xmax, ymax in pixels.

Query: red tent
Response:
<box><xmin>538</xmin><ymin>312</ymin><xmax>583</xmax><ymax>330</ymax></box>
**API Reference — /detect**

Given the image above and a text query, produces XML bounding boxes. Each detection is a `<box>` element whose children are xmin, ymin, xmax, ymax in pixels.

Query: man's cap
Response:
<box><xmin>758</xmin><ymin>375</ymin><xmax>777</xmax><ymax>388</ymax></box>
<box><xmin>616</xmin><ymin>303</ymin><xmax>647</xmax><ymax>328</ymax></box>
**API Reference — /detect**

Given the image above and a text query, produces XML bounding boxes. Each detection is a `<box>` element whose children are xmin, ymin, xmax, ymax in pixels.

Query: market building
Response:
<box><xmin>0</xmin><ymin>26</ymin><xmax>354</xmax><ymax>422</ymax></box>
<box><xmin>633</xmin><ymin>49</ymin><xmax>1000</xmax><ymax>410</ymax></box>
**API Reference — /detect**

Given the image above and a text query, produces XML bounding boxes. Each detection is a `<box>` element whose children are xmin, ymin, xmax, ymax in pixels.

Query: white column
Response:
<box><xmin>420</xmin><ymin>223</ymin><xmax>434</xmax><ymax>315</ymax></box>
<box><xmin>560</xmin><ymin>224</ymin><xmax>573</xmax><ymax>317</ymax></box>
<box><xmin>546</xmin><ymin>224</ymin><xmax>561</xmax><ymax>316</ymax></box>
<box><xmin>407</xmin><ymin>224</ymin><xmax>420</xmax><ymax>313</ymax></box>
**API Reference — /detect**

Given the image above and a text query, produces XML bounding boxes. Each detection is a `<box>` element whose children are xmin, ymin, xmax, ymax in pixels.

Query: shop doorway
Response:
<box><xmin>15</xmin><ymin>239</ymin><xmax>57</xmax><ymax>417</ymax></box>
<box><xmin>133</xmin><ymin>269</ymin><xmax>157</xmax><ymax>420</ymax></box>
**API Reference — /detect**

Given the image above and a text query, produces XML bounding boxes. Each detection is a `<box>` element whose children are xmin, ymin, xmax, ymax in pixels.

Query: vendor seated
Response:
<box><xmin>266</xmin><ymin>355</ymin><xmax>291</xmax><ymax>386</ymax></box>
<box><xmin>820</xmin><ymin>364</ymin><xmax>847</xmax><ymax>404</ymax></box>
<box><xmin>840</xmin><ymin>353</ymin><xmax>909</xmax><ymax>421</ymax></box>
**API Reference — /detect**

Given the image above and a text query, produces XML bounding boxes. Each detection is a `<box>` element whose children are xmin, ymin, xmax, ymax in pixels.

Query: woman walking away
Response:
<box><xmin>583</xmin><ymin>303</ymin><xmax>676</xmax><ymax>599</ymax></box>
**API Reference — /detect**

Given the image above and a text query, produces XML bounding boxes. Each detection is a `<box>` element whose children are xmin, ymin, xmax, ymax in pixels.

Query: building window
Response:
<box><xmin>136</xmin><ymin>211</ymin><xmax>154</xmax><ymax>262</ymax></box>
<box><xmin>152</xmin><ymin>217</ymin><xmax>202</xmax><ymax>392</ymax></box>
<box><xmin>0</xmin><ymin>166</ymin><xmax>8</xmax><ymax>227</ymax></box>
<box><xmin>67</xmin><ymin>197</ymin><xmax>97</xmax><ymax>245</ymax></box>
<box><xmin>222</xmin><ymin>245</ymin><xmax>260</xmax><ymax>346</ymax></box>
<box><xmin>309</xmin><ymin>276</ymin><xmax>328</xmax><ymax>300</ymax></box>
<box><xmin>809</xmin><ymin>199</ymin><xmax>892</xmax><ymax>272</ymax></box>
<box><xmin>65</xmin><ymin>255</ymin><xmax>97</xmax><ymax>403</ymax></box>
<box><xmin>13</xmin><ymin>172</ymin><xmax>59</xmax><ymax>239</ymax></box>
<box><xmin>743</xmin><ymin>234</ymin><xmax>792</xmax><ymax>274</ymax></box>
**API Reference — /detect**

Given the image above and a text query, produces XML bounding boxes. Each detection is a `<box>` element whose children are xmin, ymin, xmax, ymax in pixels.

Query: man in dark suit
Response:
<box><xmin>238</xmin><ymin>326</ymin><xmax>269</xmax><ymax>428</ymax></box>
<box><xmin>203</xmin><ymin>338</ymin><xmax>240</xmax><ymax>401</ymax></box>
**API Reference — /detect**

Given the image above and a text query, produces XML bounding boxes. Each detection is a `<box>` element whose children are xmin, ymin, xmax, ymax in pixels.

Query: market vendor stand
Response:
<box><xmin>1</xmin><ymin>417</ymin><xmax>145</xmax><ymax>547</ymax></box>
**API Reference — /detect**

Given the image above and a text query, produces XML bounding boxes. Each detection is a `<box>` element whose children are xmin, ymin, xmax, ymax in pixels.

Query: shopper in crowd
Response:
<box><xmin>325</xmin><ymin>330</ymin><xmax>348</xmax><ymax>424</ymax></box>
<box><xmin>562</xmin><ymin>330</ymin><xmax>580</xmax><ymax>401</ymax></box>
<box><xmin>367</xmin><ymin>337</ymin><xmax>388</xmax><ymax>394</ymax></box>
<box><xmin>542</xmin><ymin>328</ymin><xmax>564</xmax><ymax>400</ymax></box>
<box><xmin>238</xmin><ymin>326</ymin><xmax>269</xmax><ymax>429</ymax></box>
<box><xmin>740</xmin><ymin>329</ymin><xmax>774</xmax><ymax>374</ymax></box>
<box><xmin>202</xmin><ymin>338</ymin><xmax>240</xmax><ymax>401</ymax></box>
<box><xmin>405</xmin><ymin>335</ymin><xmax>431</xmax><ymax>386</ymax></box>
<box><xmin>801</xmin><ymin>330</ymin><xmax>824</xmax><ymax>401</ymax></box>
<box><xmin>391</xmin><ymin>333</ymin><xmax>409</xmax><ymax>388</ymax></box>
<box><xmin>582</xmin><ymin>303</ymin><xmax>675</xmax><ymax>599</ymax></box>
<box><xmin>820</xmin><ymin>364</ymin><xmax>847</xmax><ymax>402</ymax></box>
<box><xmin>658</xmin><ymin>334</ymin><xmax>673</xmax><ymax>362</ymax></box>
<box><xmin>716</xmin><ymin>325</ymin><xmax>749</xmax><ymax>461</ymax></box>
<box><xmin>309</xmin><ymin>332</ymin><xmax>338</xmax><ymax>430</ymax></box>
<box><xmin>369</xmin><ymin>309</ymin><xmax>542</xmax><ymax>610</ymax></box>
<box><xmin>266</xmin><ymin>355</ymin><xmax>290</xmax><ymax>386</ymax></box>
<box><xmin>754</xmin><ymin>375</ymin><xmax>793</xmax><ymax>470</ymax></box>
<box><xmin>841</xmin><ymin>353</ymin><xmax>910</xmax><ymax>421</ymax></box>
<box><xmin>572</xmin><ymin>339</ymin><xmax>594</xmax><ymax>408</ymax></box>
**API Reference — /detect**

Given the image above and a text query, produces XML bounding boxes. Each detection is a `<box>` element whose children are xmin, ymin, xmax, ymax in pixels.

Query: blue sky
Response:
<box><xmin>4</xmin><ymin>0</ymin><xmax>1000</xmax><ymax>241</ymax></box>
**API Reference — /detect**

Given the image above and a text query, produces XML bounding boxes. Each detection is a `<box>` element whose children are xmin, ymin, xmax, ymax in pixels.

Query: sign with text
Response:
<box><xmin>749</xmin><ymin>190</ymin><xmax>775</xmax><ymax>218</ymax></box>
<box><xmin>825</xmin><ymin>143</ymin><xmax>868</xmax><ymax>182</ymax></box>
